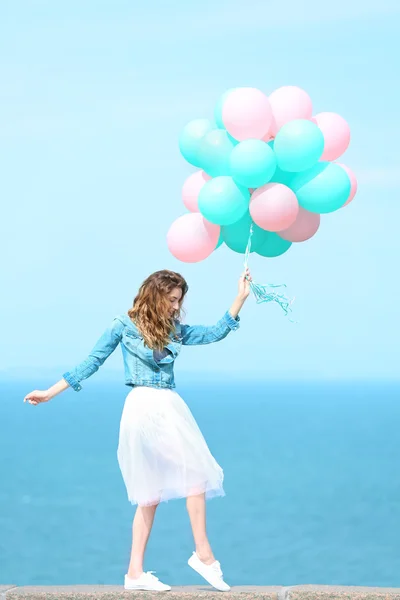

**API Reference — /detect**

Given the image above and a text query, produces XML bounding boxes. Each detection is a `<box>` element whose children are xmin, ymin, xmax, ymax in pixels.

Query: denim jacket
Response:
<box><xmin>62</xmin><ymin>310</ymin><xmax>240</xmax><ymax>392</ymax></box>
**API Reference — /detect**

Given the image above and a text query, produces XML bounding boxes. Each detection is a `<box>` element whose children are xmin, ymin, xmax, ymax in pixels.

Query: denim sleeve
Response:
<box><xmin>62</xmin><ymin>317</ymin><xmax>124</xmax><ymax>392</ymax></box>
<box><xmin>180</xmin><ymin>310</ymin><xmax>240</xmax><ymax>346</ymax></box>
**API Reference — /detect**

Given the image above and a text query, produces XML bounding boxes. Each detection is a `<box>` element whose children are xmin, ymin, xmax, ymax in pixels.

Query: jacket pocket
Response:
<box><xmin>123</xmin><ymin>329</ymin><xmax>143</xmax><ymax>351</ymax></box>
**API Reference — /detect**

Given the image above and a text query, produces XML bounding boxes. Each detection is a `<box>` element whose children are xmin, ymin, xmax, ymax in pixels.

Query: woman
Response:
<box><xmin>24</xmin><ymin>267</ymin><xmax>252</xmax><ymax>592</ymax></box>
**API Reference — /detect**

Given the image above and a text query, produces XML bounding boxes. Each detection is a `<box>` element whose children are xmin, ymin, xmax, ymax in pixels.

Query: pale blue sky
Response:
<box><xmin>1</xmin><ymin>0</ymin><xmax>399</xmax><ymax>382</ymax></box>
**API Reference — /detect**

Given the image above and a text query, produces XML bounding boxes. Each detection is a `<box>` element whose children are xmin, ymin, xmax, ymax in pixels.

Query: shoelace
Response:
<box><xmin>210</xmin><ymin>561</ymin><xmax>223</xmax><ymax>577</ymax></box>
<box><xmin>144</xmin><ymin>571</ymin><xmax>160</xmax><ymax>582</ymax></box>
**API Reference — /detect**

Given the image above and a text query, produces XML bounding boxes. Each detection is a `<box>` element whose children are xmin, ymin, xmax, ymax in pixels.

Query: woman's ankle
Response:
<box><xmin>127</xmin><ymin>569</ymin><xmax>144</xmax><ymax>579</ymax></box>
<box><xmin>195</xmin><ymin>549</ymin><xmax>215</xmax><ymax>564</ymax></box>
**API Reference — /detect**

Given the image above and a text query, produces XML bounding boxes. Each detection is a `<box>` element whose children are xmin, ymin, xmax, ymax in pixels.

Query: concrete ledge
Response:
<box><xmin>1</xmin><ymin>586</ymin><xmax>279</xmax><ymax>599</ymax></box>
<box><xmin>2</xmin><ymin>586</ymin><xmax>400</xmax><ymax>600</ymax></box>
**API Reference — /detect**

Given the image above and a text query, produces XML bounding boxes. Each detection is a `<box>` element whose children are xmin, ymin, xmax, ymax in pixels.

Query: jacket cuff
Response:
<box><xmin>62</xmin><ymin>371</ymin><xmax>82</xmax><ymax>392</ymax></box>
<box><xmin>223</xmin><ymin>310</ymin><xmax>240</xmax><ymax>331</ymax></box>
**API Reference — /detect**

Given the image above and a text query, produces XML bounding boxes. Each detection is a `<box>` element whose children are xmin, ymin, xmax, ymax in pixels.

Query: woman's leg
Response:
<box><xmin>127</xmin><ymin>503</ymin><xmax>159</xmax><ymax>578</ymax></box>
<box><xmin>186</xmin><ymin>492</ymin><xmax>215</xmax><ymax>564</ymax></box>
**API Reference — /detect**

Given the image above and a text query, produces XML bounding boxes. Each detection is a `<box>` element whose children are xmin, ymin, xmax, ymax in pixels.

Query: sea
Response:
<box><xmin>1</xmin><ymin>378</ymin><xmax>400</xmax><ymax>588</ymax></box>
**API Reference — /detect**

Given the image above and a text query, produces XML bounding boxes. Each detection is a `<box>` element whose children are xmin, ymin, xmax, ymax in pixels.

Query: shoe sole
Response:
<box><xmin>124</xmin><ymin>585</ymin><xmax>171</xmax><ymax>592</ymax></box>
<box><xmin>188</xmin><ymin>557</ymin><xmax>231</xmax><ymax>592</ymax></box>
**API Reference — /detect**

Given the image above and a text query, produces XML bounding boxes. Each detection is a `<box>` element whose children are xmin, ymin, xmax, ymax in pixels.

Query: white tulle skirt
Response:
<box><xmin>117</xmin><ymin>386</ymin><xmax>225</xmax><ymax>507</ymax></box>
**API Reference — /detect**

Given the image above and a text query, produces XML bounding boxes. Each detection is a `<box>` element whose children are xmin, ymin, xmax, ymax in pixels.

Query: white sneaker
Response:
<box><xmin>124</xmin><ymin>571</ymin><xmax>171</xmax><ymax>591</ymax></box>
<box><xmin>188</xmin><ymin>551</ymin><xmax>231</xmax><ymax>592</ymax></box>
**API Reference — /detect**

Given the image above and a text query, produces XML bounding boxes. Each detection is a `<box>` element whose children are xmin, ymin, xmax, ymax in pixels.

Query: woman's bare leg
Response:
<box><xmin>127</xmin><ymin>503</ymin><xmax>159</xmax><ymax>578</ymax></box>
<box><xmin>186</xmin><ymin>492</ymin><xmax>215</xmax><ymax>564</ymax></box>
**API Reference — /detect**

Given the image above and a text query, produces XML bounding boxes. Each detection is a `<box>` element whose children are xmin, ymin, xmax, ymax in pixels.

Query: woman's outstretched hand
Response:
<box><xmin>24</xmin><ymin>379</ymin><xmax>70</xmax><ymax>405</ymax></box>
<box><xmin>229</xmin><ymin>268</ymin><xmax>253</xmax><ymax>319</ymax></box>
<box><xmin>24</xmin><ymin>390</ymin><xmax>51</xmax><ymax>406</ymax></box>
<box><xmin>238</xmin><ymin>267</ymin><xmax>252</xmax><ymax>300</ymax></box>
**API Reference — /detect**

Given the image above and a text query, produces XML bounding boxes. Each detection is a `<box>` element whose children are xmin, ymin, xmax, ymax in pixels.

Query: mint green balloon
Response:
<box><xmin>269</xmin><ymin>165</ymin><xmax>296</xmax><ymax>189</ymax></box>
<box><xmin>198</xmin><ymin>129</ymin><xmax>236</xmax><ymax>177</ymax></box>
<box><xmin>274</xmin><ymin>119</ymin><xmax>324</xmax><ymax>173</ymax></box>
<box><xmin>198</xmin><ymin>176</ymin><xmax>250</xmax><ymax>226</ymax></box>
<box><xmin>291</xmin><ymin>162</ymin><xmax>351</xmax><ymax>213</ymax></box>
<box><xmin>230</xmin><ymin>140</ymin><xmax>276</xmax><ymax>188</ymax></box>
<box><xmin>221</xmin><ymin>212</ymin><xmax>266</xmax><ymax>254</ymax></box>
<box><xmin>256</xmin><ymin>232</ymin><xmax>292</xmax><ymax>257</ymax></box>
<box><xmin>214</xmin><ymin>88</ymin><xmax>236</xmax><ymax>128</ymax></box>
<box><xmin>267</xmin><ymin>142</ymin><xmax>296</xmax><ymax>188</ymax></box>
<box><xmin>179</xmin><ymin>118</ymin><xmax>214</xmax><ymax>167</ymax></box>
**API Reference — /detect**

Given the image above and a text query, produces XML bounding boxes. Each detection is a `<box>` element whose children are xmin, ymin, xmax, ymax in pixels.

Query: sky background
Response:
<box><xmin>1</xmin><ymin>0</ymin><xmax>399</xmax><ymax>383</ymax></box>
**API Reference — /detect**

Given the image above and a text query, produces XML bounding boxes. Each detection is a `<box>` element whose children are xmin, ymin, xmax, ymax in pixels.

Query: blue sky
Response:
<box><xmin>1</xmin><ymin>0</ymin><xmax>399</xmax><ymax>382</ymax></box>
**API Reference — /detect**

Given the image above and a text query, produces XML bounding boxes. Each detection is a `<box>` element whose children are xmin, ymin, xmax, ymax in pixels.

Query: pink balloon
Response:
<box><xmin>167</xmin><ymin>213</ymin><xmax>220</xmax><ymax>263</ymax></box>
<box><xmin>313</xmin><ymin>112</ymin><xmax>350</xmax><ymax>161</ymax></box>
<box><xmin>222</xmin><ymin>87</ymin><xmax>272</xmax><ymax>141</ymax></box>
<box><xmin>182</xmin><ymin>170</ymin><xmax>211</xmax><ymax>212</ymax></box>
<box><xmin>268</xmin><ymin>86</ymin><xmax>313</xmax><ymax>132</ymax></box>
<box><xmin>267</xmin><ymin>116</ymin><xmax>278</xmax><ymax>139</ymax></box>
<box><xmin>336</xmin><ymin>163</ymin><xmax>357</xmax><ymax>207</ymax></box>
<box><xmin>278</xmin><ymin>207</ymin><xmax>320</xmax><ymax>242</ymax></box>
<box><xmin>250</xmin><ymin>183</ymin><xmax>299</xmax><ymax>232</ymax></box>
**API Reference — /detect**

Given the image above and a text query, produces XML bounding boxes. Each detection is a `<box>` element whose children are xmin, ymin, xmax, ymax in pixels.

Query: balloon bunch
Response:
<box><xmin>167</xmin><ymin>85</ymin><xmax>357</xmax><ymax>313</ymax></box>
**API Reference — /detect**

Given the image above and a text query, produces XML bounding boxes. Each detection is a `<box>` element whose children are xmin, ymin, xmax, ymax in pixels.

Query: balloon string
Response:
<box><xmin>243</xmin><ymin>224</ymin><xmax>296</xmax><ymax>320</ymax></box>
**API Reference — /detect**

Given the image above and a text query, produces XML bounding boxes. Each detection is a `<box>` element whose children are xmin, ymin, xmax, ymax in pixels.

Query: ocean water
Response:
<box><xmin>1</xmin><ymin>379</ymin><xmax>400</xmax><ymax>588</ymax></box>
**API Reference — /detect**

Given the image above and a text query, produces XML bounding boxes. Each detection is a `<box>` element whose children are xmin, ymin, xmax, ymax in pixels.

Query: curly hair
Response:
<box><xmin>127</xmin><ymin>270</ymin><xmax>189</xmax><ymax>351</ymax></box>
